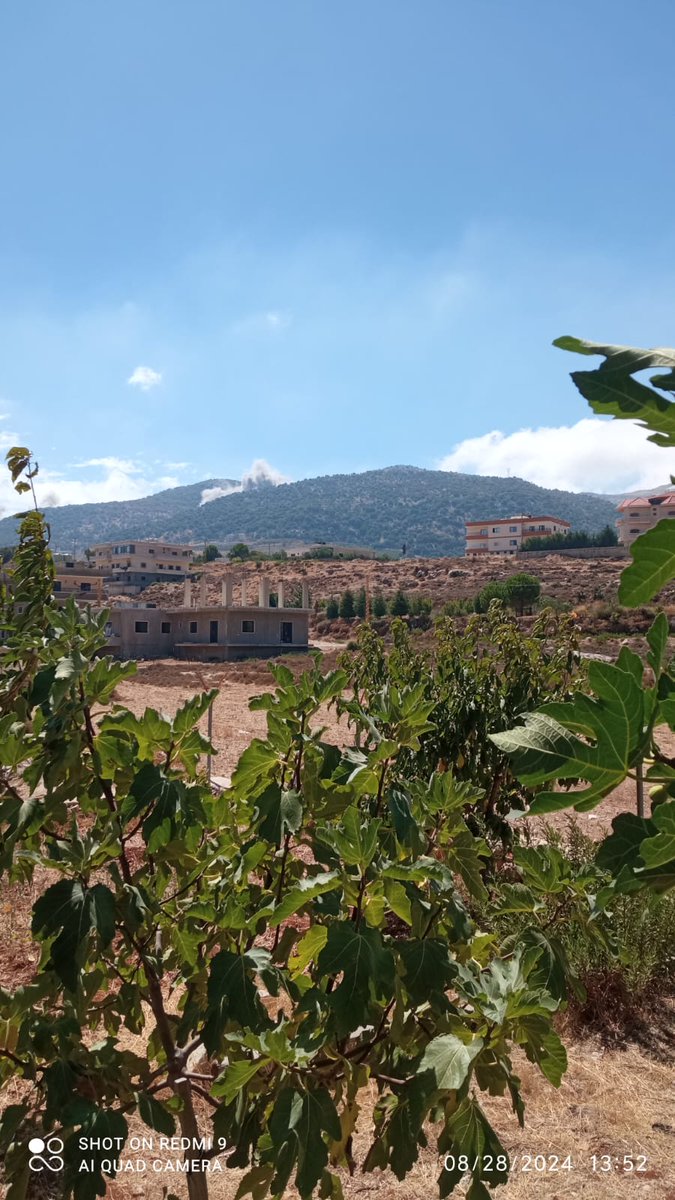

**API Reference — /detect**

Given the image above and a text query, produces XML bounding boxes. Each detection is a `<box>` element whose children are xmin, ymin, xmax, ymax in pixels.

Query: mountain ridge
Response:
<box><xmin>0</xmin><ymin>466</ymin><xmax>620</xmax><ymax>558</ymax></box>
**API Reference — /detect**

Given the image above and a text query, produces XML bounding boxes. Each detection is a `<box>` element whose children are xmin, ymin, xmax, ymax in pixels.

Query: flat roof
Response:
<box><xmin>465</xmin><ymin>515</ymin><xmax>571</xmax><ymax>527</ymax></box>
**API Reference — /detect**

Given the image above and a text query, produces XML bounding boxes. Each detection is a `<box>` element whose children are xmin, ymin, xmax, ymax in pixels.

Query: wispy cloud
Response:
<box><xmin>229</xmin><ymin>309</ymin><xmax>292</xmax><ymax>336</ymax></box>
<box><xmin>200</xmin><ymin>458</ymin><xmax>290</xmax><ymax>505</ymax></box>
<box><xmin>0</xmin><ymin>447</ymin><xmax>180</xmax><ymax>517</ymax></box>
<box><xmin>127</xmin><ymin>365</ymin><xmax>162</xmax><ymax>391</ymax></box>
<box><xmin>439</xmin><ymin>418</ymin><xmax>675</xmax><ymax>494</ymax></box>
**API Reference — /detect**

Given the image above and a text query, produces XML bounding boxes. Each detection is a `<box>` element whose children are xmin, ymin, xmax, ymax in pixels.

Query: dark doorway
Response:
<box><xmin>281</xmin><ymin>621</ymin><xmax>293</xmax><ymax>644</ymax></box>
<box><xmin>209</xmin><ymin>620</ymin><xmax>218</xmax><ymax>644</ymax></box>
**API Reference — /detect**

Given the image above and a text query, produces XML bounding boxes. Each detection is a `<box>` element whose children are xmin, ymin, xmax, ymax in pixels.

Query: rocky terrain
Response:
<box><xmin>139</xmin><ymin>551</ymin><xmax>639</xmax><ymax>609</ymax></box>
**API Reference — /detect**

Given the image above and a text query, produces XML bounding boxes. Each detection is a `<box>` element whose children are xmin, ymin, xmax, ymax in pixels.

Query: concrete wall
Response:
<box><xmin>106</xmin><ymin>607</ymin><xmax>174</xmax><ymax>658</ymax></box>
<box><xmin>517</xmin><ymin>545</ymin><xmax>627</xmax><ymax>560</ymax></box>
<box><xmin>106</xmin><ymin>599</ymin><xmax>310</xmax><ymax>661</ymax></box>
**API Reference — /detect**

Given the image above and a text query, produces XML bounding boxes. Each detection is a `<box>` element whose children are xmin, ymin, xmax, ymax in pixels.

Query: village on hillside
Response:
<box><xmin>3</xmin><ymin>490</ymin><xmax>672</xmax><ymax>664</ymax></box>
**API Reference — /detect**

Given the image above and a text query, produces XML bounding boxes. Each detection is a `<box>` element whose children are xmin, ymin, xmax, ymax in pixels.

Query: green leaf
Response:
<box><xmin>173</xmin><ymin>689</ymin><xmax>218</xmax><ymax>736</ymax></box>
<box><xmin>491</xmin><ymin>658</ymin><xmax>644</xmax><ymax>811</ymax></box>
<box><xmin>619</xmin><ymin>520</ymin><xmax>675</xmax><ymax>605</ymax></box>
<box><xmin>0</xmin><ymin>1105</ymin><xmax>27</xmax><ymax>1154</ymax></box>
<box><xmin>398</xmin><ymin>940</ymin><xmax>457</xmax><ymax>1005</ymax></box>
<box><xmin>269</xmin><ymin>872</ymin><xmax>340</xmax><ymax>927</ymax></box>
<box><xmin>439</xmin><ymin>1098</ymin><xmax>508</xmax><ymax>1194</ymax></box>
<box><xmin>647</xmin><ymin>611</ymin><xmax>670</xmax><ymax>675</ymax></box>
<box><xmin>570</xmin><ymin>369</ymin><xmax>675</xmax><ymax>447</ymax></box>
<box><xmin>519</xmin><ymin>1018</ymin><xmax>567</xmax><ymax>1086</ymax></box>
<box><xmin>215</xmin><ymin>1058</ymin><xmax>271</xmax><ymax>1104</ymax></box>
<box><xmin>87</xmin><ymin>884</ymin><xmax>116</xmax><ymax>947</ymax></box>
<box><xmin>289</xmin><ymin>925</ymin><xmax>328</xmax><ymax>976</ymax></box>
<box><xmin>417</xmin><ymin>1033</ymin><xmax>483</xmax><ymax>1092</ymax></box>
<box><xmin>255</xmin><ymin>786</ymin><xmax>303</xmax><ymax>845</ymax></box>
<box><xmin>514</xmin><ymin>846</ymin><xmax>564</xmax><ymax>892</ymax></box>
<box><xmin>316</xmin><ymin>923</ymin><xmax>395</xmax><ymax>1035</ymax></box>
<box><xmin>596</xmin><ymin>812</ymin><xmax>655</xmax><ymax>874</ymax></box>
<box><xmin>640</xmin><ymin>800</ymin><xmax>675</xmax><ymax>871</ymax></box>
<box><xmin>268</xmin><ymin>1087</ymin><xmax>340</xmax><ymax>1199</ymax></box>
<box><xmin>137</xmin><ymin>1092</ymin><xmax>176</xmax><ymax>1135</ymax></box>
<box><xmin>204</xmin><ymin>950</ymin><xmax>272</xmax><ymax>1051</ymax></box>
<box><xmin>32</xmin><ymin>880</ymin><xmax>93</xmax><ymax>991</ymax></box>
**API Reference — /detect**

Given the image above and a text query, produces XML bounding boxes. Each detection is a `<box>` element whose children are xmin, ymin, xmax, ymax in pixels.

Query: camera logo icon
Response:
<box><xmin>28</xmin><ymin>1136</ymin><xmax>64</xmax><ymax>1172</ymax></box>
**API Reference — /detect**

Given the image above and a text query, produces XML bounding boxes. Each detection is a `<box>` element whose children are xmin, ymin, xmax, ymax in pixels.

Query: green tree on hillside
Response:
<box><xmin>389</xmin><ymin>588</ymin><xmax>409</xmax><ymax>616</ymax></box>
<box><xmin>228</xmin><ymin>541</ymin><xmax>250</xmax><ymax>561</ymax></box>
<box><xmin>504</xmin><ymin>572</ymin><xmax>541</xmax><ymax>615</ymax></box>
<box><xmin>371</xmin><ymin>591</ymin><xmax>387</xmax><ymax>617</ymax></box>
<box><xmin>338</xmin><ymin>588</ymin><xmax>355</xmax><ymax>619</ymax></box>
<box><xmin>203</xmin><ymin>543</ymin><xmax>222</xmax><ymax>562</ymax></box>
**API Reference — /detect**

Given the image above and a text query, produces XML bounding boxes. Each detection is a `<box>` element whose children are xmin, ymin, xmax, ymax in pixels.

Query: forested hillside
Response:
<box><xmin>0</xmin><ymin>465</ymin><xmax>618</xmax><ymax>557</ymax></box>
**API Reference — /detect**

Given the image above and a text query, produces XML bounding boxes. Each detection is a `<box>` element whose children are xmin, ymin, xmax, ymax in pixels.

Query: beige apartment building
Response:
<box><xmin>616</xmin><ymin>491</ymin><xmax>675</xmax><ymax>546</ymax></box>
<box><xmin>465</xmin><ymin>514</ymin><xmax>571</xmax><ymax>556</ymax></box>
<box><xmin>105</xmin><ymin>575</ymin><xmax>311</xmax><ymax>661</ymax></box>
<box><xmin>91</xmin><ymin>540</ymin><xmax>194</xmax><ymax>592</ymax></box>
<box><xmin>52</xmin><ymin>557</ymin><xmax>107</xmax><ymax>603</ymax></box>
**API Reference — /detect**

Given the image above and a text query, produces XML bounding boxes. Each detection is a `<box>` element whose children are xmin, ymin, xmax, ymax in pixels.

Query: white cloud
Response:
<box><xmin>439</xmin><ymin>418</ymin><xmax>675</xmax><ymax>494</ymax></box>
<box><xmin>77</xmin><ymin>456</ymin><xmax>142</xmax><ymax>474</ymax></box>
<box><xmin>200</xmin><ymin>458</ymin><xmax>290</xmax><ymax>505</ymax></box>
<box><xmin>0</xmin><ymin>450</ymin><xmax>180</xmax><ymax>517</ymax></box>
<box><xmin>127</xmin><ymin>365</ymin><xmax>162</xmax><ymax>391</ymax></box>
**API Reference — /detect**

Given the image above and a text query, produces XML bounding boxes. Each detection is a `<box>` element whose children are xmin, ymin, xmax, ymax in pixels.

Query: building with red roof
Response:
<box><xmin>617</xmin><ymin>491</ymin><xmax>675</xmax><ymax>546</ymax></box>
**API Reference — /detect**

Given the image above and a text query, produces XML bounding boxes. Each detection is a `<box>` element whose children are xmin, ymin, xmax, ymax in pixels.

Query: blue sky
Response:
<box><xmin>2</xmin><ymin>0</ymin><xmax>675</xmax><ymax>511</ymax></box>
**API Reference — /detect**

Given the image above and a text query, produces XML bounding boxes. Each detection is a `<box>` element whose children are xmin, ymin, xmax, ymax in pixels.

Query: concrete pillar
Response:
<box><xmin>200</xmin><ymin>575</ymin><xmax>207</xmax><ymax>606</ymax></box>
<box><xmin>240</xmin><ymin>577</ymin><xmax>247</xmax><ymax>606</ymax></box>
<box><xmin>183</xmin><ymin>578</ymin><xmax>192</xmax><ymax>607</ymax></box>
<box><xmin>277</xmin><ymin>580</ymin><xmax>285</xmax><ymax>609</ymax></box>
<box><xmin>302</xmin><ymin>582</ymin><xmax>310</xmax><ymax>609</ymax></box>
<box><xmin>222</xmin><ymin>577</ymin><xmax>233</xmax><ymax>607</ymax></box>
<box><xmin>258</xmin><ymin>577</ymin><xmax>270</xmax><ymax>608</ymax></box>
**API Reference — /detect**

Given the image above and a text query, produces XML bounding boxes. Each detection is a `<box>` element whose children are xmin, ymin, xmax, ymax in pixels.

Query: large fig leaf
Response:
<box><xmin>491</xmin><ymin>657</ymin><xmax>645</xmax><ymax>813</ymax></box>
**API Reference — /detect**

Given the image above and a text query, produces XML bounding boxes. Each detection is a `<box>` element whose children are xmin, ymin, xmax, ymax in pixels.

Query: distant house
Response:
<box><xmin>52</xmin><ymin>556</ymin><xmax>107</xmax><ymax>604</ymax></box>
<box><xmin>465</xmin><ymin>514</ymin><xmax>571</xmax><ymax>556</ymax></box>
<box><xmin>616</xmin><ymin>491</ymin><xmax>675</xmax><ymax>547</ymax></box>
<box><xmin>106</xmin><ymin>575</ymin><xmax>310</xmax><ymax>662</ymax></box>
<box><xmin>91</xmin><ymin>540</ymin><xmax>195</xmax><ymax>593</ymax></box>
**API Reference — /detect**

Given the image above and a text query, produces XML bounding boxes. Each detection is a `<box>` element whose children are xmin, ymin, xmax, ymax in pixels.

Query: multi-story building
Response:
<box><xmin>105</xmin><ymin>575</ymin><xmax>311</xmax><ymax>661</ymax></box>
<box><xmin>91</xmin><ymin>540</ymin><xmax>195</xmax><ymax>593</ymax></box>
<box><xmin>52</xmin><ymin>557</ymin><xmax>107</xmax><ymax>604</ymax></box>
<box><xmin>616</xmin><ymin>491</ymin><xmax>675</xmax><ymax>547</ymax></box>
<box><xmin>465</xmin><ymin>514</ymin><xmax>571</xmax><ymax>556</ymax></box>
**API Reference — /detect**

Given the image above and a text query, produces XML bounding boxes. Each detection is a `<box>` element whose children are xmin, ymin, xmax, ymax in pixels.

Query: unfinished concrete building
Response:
<box><xmin>105</xmin><ymin>575</ymin><xmax>311</xmax><ymax>661</ymax></box>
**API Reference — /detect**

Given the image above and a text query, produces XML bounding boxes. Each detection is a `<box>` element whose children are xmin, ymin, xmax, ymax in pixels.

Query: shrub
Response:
<box><xmin>325</xmin><ymin>596</ymin><xmax>339</xmax><ymax>618</ymax></box>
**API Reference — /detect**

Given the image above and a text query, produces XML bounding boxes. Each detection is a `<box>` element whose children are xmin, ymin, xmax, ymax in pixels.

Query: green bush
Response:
<box><xmin>325</xmin><ymin>596</ymin><xmax>339</xmax><ymax>618</ymax></box>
